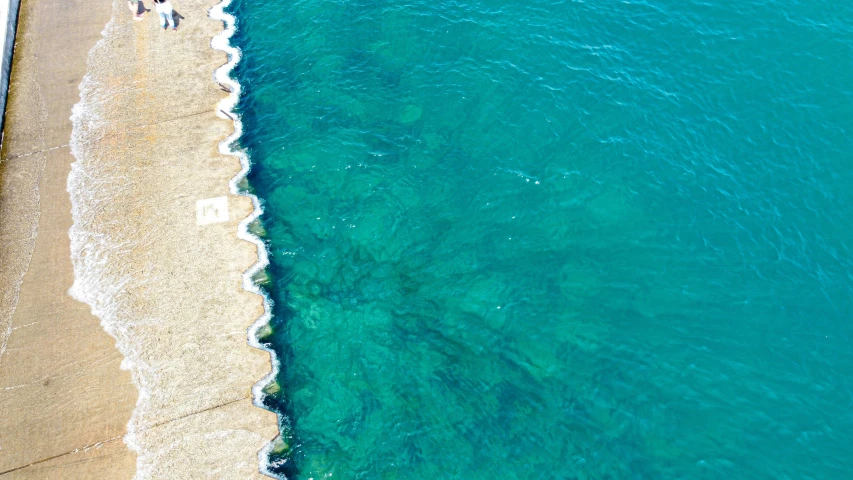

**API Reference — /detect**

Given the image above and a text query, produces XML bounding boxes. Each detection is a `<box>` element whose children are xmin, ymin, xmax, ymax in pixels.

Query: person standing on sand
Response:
<box><xmin>127</xmin><ymin>0</ymin><xmax>145</xmax><ymax>20</ymax></box>
<box><xmin>154</xmin><ymin>0</ymin><xmax>177</xmax><ymax>31</ymax></box>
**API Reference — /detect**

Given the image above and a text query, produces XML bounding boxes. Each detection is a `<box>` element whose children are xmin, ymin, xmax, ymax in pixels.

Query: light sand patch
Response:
<box><xmin>65</xmin><ymin>0</ymin><xmax>278</xmax><ymax>477</ymax></box>
<box><xmin>197</xmin><ymin>196</ymin><xmax>230</xmax><ymax>225</ymax></box>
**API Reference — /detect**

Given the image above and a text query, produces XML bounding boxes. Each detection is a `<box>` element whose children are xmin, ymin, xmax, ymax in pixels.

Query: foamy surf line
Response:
<box><xmin>210</xmin><ymin>0</ymin><xmax>282</xmax><ymax>476</ymax></box>
<box><xmin>67</xmin><ymin>0</ymin><xmax>145</xmax><ymax>458</ymax></box>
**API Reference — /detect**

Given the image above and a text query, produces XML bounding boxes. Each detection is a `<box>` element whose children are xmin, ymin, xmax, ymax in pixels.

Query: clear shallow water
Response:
<box><xmin>229</xmin><ymin>0</ymin><xmax>853</xmax><ymax>478</ymax></box>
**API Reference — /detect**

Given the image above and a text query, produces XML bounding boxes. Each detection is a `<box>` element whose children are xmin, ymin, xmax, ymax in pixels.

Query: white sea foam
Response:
<box><xmin>68</xmin><ymin>60</ymin><xmax>156</xmax><ymax>472</ymax></box>
<box><xmin>209</xmin><ymin>0</ymin><xmax>282</xmax><ymax>476</ymax></box>
<box><xmin>67</xmin><ymin>0</ymin><xmax>148</xmax><ymax>457</ymax></box>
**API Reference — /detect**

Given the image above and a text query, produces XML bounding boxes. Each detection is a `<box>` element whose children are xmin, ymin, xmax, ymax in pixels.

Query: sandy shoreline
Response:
<box><xmin>0</xmin><ymin>0</ymin><xmax>277</xmax><ymax>476</ymax></box>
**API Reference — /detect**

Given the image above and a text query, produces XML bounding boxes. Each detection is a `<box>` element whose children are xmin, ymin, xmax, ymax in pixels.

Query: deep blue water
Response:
<box><xmin>229</xmin><ymin>0</ymin><xmax>853</xmax><ymax>478</ymax></box>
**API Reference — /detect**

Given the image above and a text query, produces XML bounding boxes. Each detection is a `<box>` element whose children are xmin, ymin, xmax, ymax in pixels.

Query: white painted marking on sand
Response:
<box><xmin>196</xmin><ymin>196</ymin><xmax>229</xmax><ymax>225</ymax></box>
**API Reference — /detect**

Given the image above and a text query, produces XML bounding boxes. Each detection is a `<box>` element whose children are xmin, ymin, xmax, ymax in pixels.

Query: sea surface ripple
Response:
<box><xmin>228</xmin><ymin>0</ymin><xmax>853</xmax><ymax>478</ymax></box>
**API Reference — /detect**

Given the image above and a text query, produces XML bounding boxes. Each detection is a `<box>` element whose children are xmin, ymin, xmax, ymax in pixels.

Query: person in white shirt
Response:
<box><xmin>153</xmin><ymin>0</ymin><xmax>176</xmax><ymax>31</ymax></box>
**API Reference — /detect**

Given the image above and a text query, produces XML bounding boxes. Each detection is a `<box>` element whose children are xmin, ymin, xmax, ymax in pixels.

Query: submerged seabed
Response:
<box><xmin>230</xmin><ymin>0</ymin><xmax>853</xmax><ymax>478</ymax></box>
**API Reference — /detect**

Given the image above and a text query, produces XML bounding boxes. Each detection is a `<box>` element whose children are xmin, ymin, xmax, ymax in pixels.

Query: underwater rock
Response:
<box><xmin>585</xmin><ymin>183</ymin><xmax>646</xmax><ymax>227</ymax></box>
<box><xmin>292</xmin><ymin>258</ymin><xmax>319</xmax><ymax>285</ymax></box>
<box><xmin>400</xmin><ymin>105</ymin><xmax>423</xmax><ymax>124</ymax></box>
<box><xmin>251</xmin><ymin>268</ymin><xmax>272</xmax><ymax>288</ymax></box>
<box><xmin>248</xmin><ymin>218</ymin><xmax>267</xmax><ymax>238</ymax></box>
<box><xmin>235</xmin><ymin>176</ymin><xmax>251</xmax><ymax>193</ymax></box>
<box><xmin>311</xmin><ymin>54</ymin><xmax>344</xmax><ymax>78</ymax></box>
<box><xmin>254</xmin><ymin>323</ymin><xmax>274</xmax><ymax>343</ymax></box>
<box><xmin>270</xmin><ymin>435</ymin><xmax>290</xmax><ymax>455</ymax></box>
<box><xmin>263</xmin><ymin>380</ymin><xmax>282</xmax><ymax>396</ymax></box>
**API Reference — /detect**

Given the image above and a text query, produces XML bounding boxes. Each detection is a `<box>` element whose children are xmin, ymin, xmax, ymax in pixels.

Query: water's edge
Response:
<box><xmin>208</xmin><ymin>1</ymin><xmax>281</xmax><ymax>477</ymax></box>
<box><xmin>67</xmin><ymin>0</ymin><xmax>138</xmax><ymax>454</ymax></box>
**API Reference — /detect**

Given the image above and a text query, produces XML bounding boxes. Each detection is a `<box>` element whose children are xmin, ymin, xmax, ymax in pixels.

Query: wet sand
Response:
<box><xmin>0</xmin><ymin>0</ymin><xmax>277</xmax><ymax>477</ymax></box>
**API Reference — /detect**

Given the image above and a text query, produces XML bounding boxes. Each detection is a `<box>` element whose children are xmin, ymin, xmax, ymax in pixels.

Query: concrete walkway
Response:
<box><xmin>0</xmin><ymin>0</ymin><xmax>137</xmax><ymax>476</ymax></box>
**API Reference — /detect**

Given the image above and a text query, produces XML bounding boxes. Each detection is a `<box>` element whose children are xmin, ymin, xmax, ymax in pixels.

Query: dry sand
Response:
<box><xmin>0</xmin><ymin>0</ymin><xmax>277</xmax><ymax>477</ymax></box>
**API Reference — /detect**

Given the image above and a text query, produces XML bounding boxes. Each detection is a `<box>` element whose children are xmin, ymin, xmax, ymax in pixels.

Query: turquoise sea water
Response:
<box><xmin>229</xmin><ymin>0</ymin><xmax>853</xmax><ymax>478</ymax></box>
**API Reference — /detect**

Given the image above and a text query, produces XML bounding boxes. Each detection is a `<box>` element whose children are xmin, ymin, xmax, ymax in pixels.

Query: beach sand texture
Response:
<box><xmin>1</xmin><ymin>0</ymin><xmax>277</xmax><ymax>477</ymax></box>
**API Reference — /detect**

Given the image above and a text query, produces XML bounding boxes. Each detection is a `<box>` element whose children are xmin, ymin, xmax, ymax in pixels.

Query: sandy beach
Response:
<box><xmin>0</xmin><ymin>0</ymin><xmax>277</xmax><ymax>477</ymax></box>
